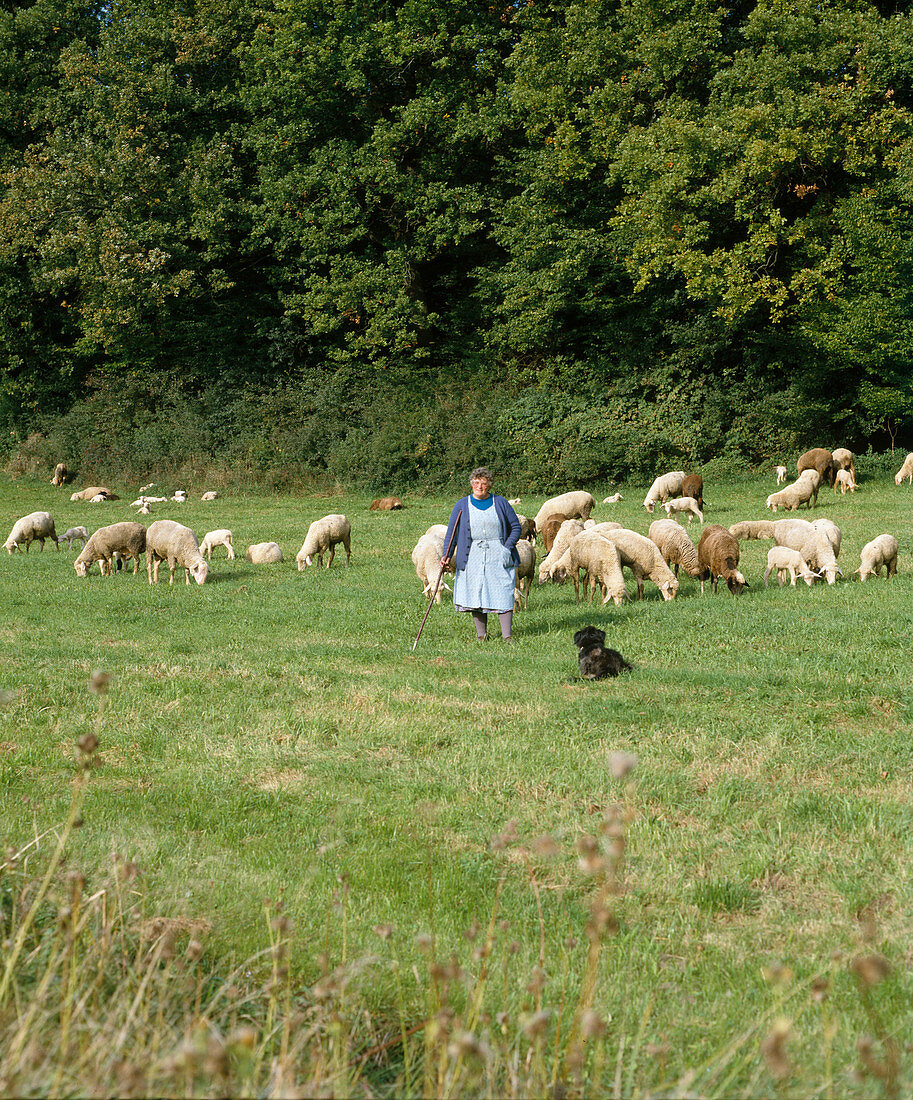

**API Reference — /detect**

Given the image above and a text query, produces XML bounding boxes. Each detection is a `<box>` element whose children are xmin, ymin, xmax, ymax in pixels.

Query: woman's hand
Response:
<box><xmin>441</xmin><ymin>556</ymin><xmax>450</xmax><ymax>567</ymax></box>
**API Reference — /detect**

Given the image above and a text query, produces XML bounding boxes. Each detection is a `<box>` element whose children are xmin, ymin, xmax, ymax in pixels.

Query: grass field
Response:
<box><xmin>1</xmin><ymin>460</ymin><xmax>912</xmax><ymax>1096</ymax></box>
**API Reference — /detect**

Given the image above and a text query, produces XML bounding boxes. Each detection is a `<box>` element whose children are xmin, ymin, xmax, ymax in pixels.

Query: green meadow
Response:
<box><xmin>1</xmin><ymin>460</ymin><xmax>912</xmax><ymax>1096</ymax></box>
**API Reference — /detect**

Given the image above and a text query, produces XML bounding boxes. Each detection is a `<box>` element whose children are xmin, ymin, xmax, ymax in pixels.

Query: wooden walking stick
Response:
<box><xmin>411</xmin><ymin>517</ymin><xmax>460</xmax><ymax>652</ymax></box>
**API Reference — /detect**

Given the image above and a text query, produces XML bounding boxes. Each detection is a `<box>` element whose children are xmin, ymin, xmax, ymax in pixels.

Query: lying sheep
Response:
<box><xmin>649</xmin><ymin>519</ymin><xmax>706</xmax><ymax>581</ymax></box>
<box><xmin>598</xmin><ymin>528</ymin><xmax>679</xmax><ymax>600</ymax></box>
<box><xmin>514</xmin><ymin>540</ymin><xmax>536</xmax><ymax>609</ymax></box>
<box><xmin>602</xmin><ymin>493</ymin><xmax>622</xmax><ymax>504</ymax></box>
<box><xmin>894</xmin><ymin>453</ymin><xmax>913</xmax><ymax>485</ymax></box>
<box><xmin>856</xmin><ymin>534</ymin><xmax>898</xmax><ymax>581</ymax></box>
<box><xmin>774</xmin><ymin>465</ymin><xmax>788</xmax><ymax>484</ymax></box>
<box><xmin>296</xmin><ymin>514</ymin><xmax>351</xmax><ymax>570</ymax></box>
<box><xmin>533</xmin><ymin>491</ymin><xmax>595</xmax><ymax>531</ymax></box>
<box><xmin>57</xmin><ymin>526</ymin><xmax>90</xmax><ymax>551</ymax></box>
<box><xmin>4</xmin><ymin>511</ymin><xmax>58</xmax><ymax>553</ymax></box>
<box><xmin>412</xmin><ymin>525</ymin><xmax>454</xmax><ymax>603</ymax></box>
<box><xmin>797</xmin><ymin>447</ymin><xmax>837</xmax><ymax>487</ymax></box>
<box><xmin>763</xmin><ymin>546</ymin><xmax>818</xmax><ymax>587</ymax></box>
<box><xmin>51</xmin><ymin>463</ymin><xmax>68</xmax><ymax>486</ymax></box>
<box><xmin>662</xmin><ymin>496</ymin><xmax>703</xmax><ymax>524</ymax></box>
<box><xmin>643</xmin><ymin>471</ymin><xmax>686</xmax><ymax>513</ymax></box>
<box><xmin>70</xmin><ymin>486</ymin><xmax>116</xmax><ymax>502</ymax></box>
<box><xmin>548</xmin><ymin>531</ymin><xmax>629</xmax><ymax>606</ymax></box>
<box><xmin>246</xmin><ymin>542</ymin><xmax>283</xmax><ymax>564</ymax></box>
<box><xmin>201</xmin><ymin>491</ymin><xmax>219</xmax><ymax>501</ymax></box>
<box><xmin>729</xmin><ymin>520</ymin><xmax>776</xmax><ymax>540</ymax></box>
<box><xmin>171</xmin><ymin>490</ymin><xmax>188</xmax><ymax>502</ymax></box>
<box><xmin>832</xmin><ymin>448</ymin><xmax>856</xmax><ymax>482</ymax></box>
<box><xmin>75</xmin><ymin>522</ymin><xmax>146</xmax><ymax>577</ymax></box>
<box><xmin>370</xmin><ymin>497</ymin><xmax>403</xmax><ymax>510</ymax></box>
<box><xmin>146</xmin><ymin>520</ymin><xmax>209</xmax><ymax>585</ymax></box>
<box><xmin>697</xmin><ymin>525</ymin><xmax>747</xmax><ymax>594</ymax></box>
<box><xmin>834</xmin><ymin>469</ymin><xmax>857</xmax><ymax>494</ymax></box>
<box><xmin>538</xmin><ymin>519</ymin><xmax>585</xmax><ymax>584</ymax></box>
<box><xmin>199</xmin><ymin>529</ymin><xmax>235</xmax><ymax>560</ymax></box>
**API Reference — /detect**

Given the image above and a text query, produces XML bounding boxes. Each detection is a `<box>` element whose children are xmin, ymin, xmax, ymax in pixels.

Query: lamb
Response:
<box><xmin>51</xmin><ymin>463</ymin><xmax>68</xmax><ymax>486</ymax></box>
<box><xmin>515</xmin><ymin>514</ymin><xmax>536</xmax><ymax>542</ymax></box>
<box><xmin>547</xmin><ymin>530</ymin><xmax>629</xmax><ymax>605</ymax></box>
<box><xmin>513</xmin><ymin>539</ymin><xmax>536</xmax><ymax>609</ymax></box>
<box><xmin>3</xmin><ymin>511</ymin><xmax>58</xmax><ymax>553</ymax></box>
<box><xmin>834</xmin><ymin>468</ymin><xmax>857</xmax><ymax>494</ymax></box>
<box><xmin>831</xmin><ymin>448</ymin><xmax>856</xmax><ymax>482</ymax></box>
<box><xmin>146</xmin><ymin>519</ymin><xmax>209</xmax><ymax>585</ymax></box>
<box><xmin>797</xmin><ymin>447</ymin><xmax>837</xmax><ymax>486</ymax></box>
<box><xmin>602</xmin><ymin>493</ymin><xmax>622</xmax><ymax>504</ymax></box>
<box><xmin>537</xmin><ymin>519</ymin><xmax>585</xmax><ymax>584</ymax></box>
<box><xmin>370</xmin><ymin>497</ymin><xmax>403</xmax><ymax>510</ymax></box>
<box><xmin>296</xmin><ymin>514</ymin><xmax>351</xmax><ymax>570</ymax></box>
<box><xmin>411</xmin><ymin>525</ymin><xmax>454</xmax><ymax>604</ymax></box>
<box><xmin>170</xmin><ymin>490</ymin><xmax>188</xmax><ymax>502</ymax></box>
<box><xmin>74</xmin><ymin>522</ymin><xmax>146</xmax><ymax>577</ymax></box>
<box><xmin>532</xmin><ymin>491</ymin><xmax>595</xmax><ymax>531</ymax></box>
<box><xmin>763</xmin><ymin>546</ymin><xmax>818</xmax><ymax>587</ymax></box>
<box><xmin>643</xmin><ymin>471</ymin><xmax>686</xmax><ymax>513</ymax></box>
<box><xmin>856</xmin><ymin>534</ymin><xmax>898</xmax><ymax>581</ymax></box>
<box><xmin>649</xmin><ymin>519</ymin><xmax>706</xmax><ymax>581</ymax></box>
<box><xmin>766</xmin><ymin>478</ymin><xmax>816</xmax><ymax>512</ymax></box>
<box><xmin>775</xmin><ymin>465</ymin><xmax>788</xmax><ymax>484</ymax></box>
<box><xmin>729</xmin><ymin>520</ymin><xmax>776</xmax><ymax>540</ymax></box>
<box><xmin>894</xmin><ymin>453</ymin><xmax>913</xmax><ymax>485</ymax></box>
<box><xmin>246</xmin><ymin>542</ymin><xmax>283</xmax><ymax>564</ymax></box>
<box><xmin>662</xmin><ymin>496</ymin><xmax>703</xmax><ymax>524</ymax></box>
<box><xmin>697</xmin><ymin>525</ymin><xmax>748</xmax><ymax>594</ymax></box>
<box><xmin>597</xmin><ymin>528</ymin><xmax>679</xmax><ymax>600</ymax></box>
<box><xmin>70</xmin><ymin>486</ymin><xmax>115</xmax><ymax>502</ymax></box>
<box><xmin>199</xmin><ymin>529</ymin><xmax>235</xmax><ymax>560</ymax></box>
<box><xmin>681</xmin><ymin>473</ymin><xmax>703</xmax><ymax>511</ymax></box>
<box><xmin>773</xmin><ymin>518</ymin><xmax>841</xmax><ymax>584</ymax></box>
<box><xmin>57</xmin><ymin>526</ymin><xmax>90</xmax><ymax>551</ymax></box>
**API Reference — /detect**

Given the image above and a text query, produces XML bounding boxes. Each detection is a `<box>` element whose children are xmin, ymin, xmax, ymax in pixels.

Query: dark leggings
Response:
<box><xmin>471</xmin><ymin>610</ymin><xmax>513</xmax><ymax>640</ymax></box>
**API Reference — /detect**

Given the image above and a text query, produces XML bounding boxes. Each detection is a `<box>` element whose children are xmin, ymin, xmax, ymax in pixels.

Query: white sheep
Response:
<box><xmin>51</xmin><ymin>463</ymin><xmax>68</xmax><ymax>486</ymax></box>
<box><xmin>766</xmin><ymin>478</ymin><xmax>816</xmax><ymax>512</ymax></box>
<box><xmin>199</xmin><ymin>529</ymin><xmax>235</xmax><ymax>560</ymax></box>
<box><xmin>57</xmin><ymin>526</ymin><xmax>90</xmax><ymax>551</ymax></box>
<box><xmin>146</xmin><ymin>520</ymin><xmax>209</xmax><ymax>585</ymax></box>
<box><xmin>642</xmin><ymin>471</ymin><xmax>686</xmax><ymax>514</ymax></box>
<box><xmin>508</xmin><ymin>498</ymin><xmax>521</xmax><ymax>506</ymax></box>
<box><xmin>548</xmin><ymin>530</ymin><xmax>629</xmax><ymax>606</ymax></box>
<box><xmin>296</xmin><ymin>514</ymin><xmax>351</xmax><ymax>570</ymax></box>
<box><xmin>513</xmin><ymin>540</ymin><xmax>536</xmax><ymax>609</ymax></box>
<box><xmin>598</xmin><ymin>528</ymin><xmax>679</xmax><ymax>600</ymax></box>
<box><xmin>773</xmin><ymin>518</ymin><xmax>841</xmax><ymax>584</ymax></box>
<box><xmin>70</xmin><ymin>486</ymin><xmax>115</xmax><ymax>502</ymax></box>
<box><xmin>602</xmin><ymin>493</ymin><xmax>623</xmax><ymax>504</ymax></box>
<box><xmin>763</xmin><ymin>546</ymin><xmax>818</xmax><ymax>587</ymax></box>
<box><xmin>832</xmin><ymin>448</ymin><xmax>856</xmax><ymax>482</ymax></box>
<box><xmin>75</xmin><ymin>522</ymin><xmax>147</xmax><ymax>577</ymax></box>
<box><xmin>537</xmin><ymin>519</ymin><xmax>585</xmax><ymax>584</ymax></box>
<box><xmin>533</xmin><ymin>491</ymin><xmax>595</xmax><ymax>531</ymax></box>
<box><xmin>201</xmin><ymin>491</ymin><xmax>219</xmax><ymax>501</ymax></box>
<box><xmin>246</xmin><ymin>542</ymin><xmax>283</xmax><ymax>564</ymax></box>
<box><xmin>834</xmin><ymin>469</ymin><xmax>857</xmax><ymax>494</ymax></box>
<box><xmin>411</xmin><ymin>525</ymin><xmax>454</xmax><ymax>603</ymax></box>
<box><xmin>728</xmin><ymin>520</ymin><xmax>776</xmax><ymax>540</ymax></box>
<box><xmin>856</xmin><ymin>534</ymin><xmax>898</xmax><ymax>581</ymax></box>
<box><xmin>661</xmin><ymin>496</ymin><xmax>703</xmax><ymax>524</ymax></box>
<box><xmin>170</xmin><ymin>490</ymin><xmax>188</xmax><ymax>502</ymax></box>
<box><xmin>648</xmin><ymin>519</ymin><xmax>705</xmax><ymax>581</ymax></box>
<box><xmin>3</xmin><ymin>511</ymin><xmax>58</xmax><ymax>553</ymax></box>
<box><xmin>894</xmin><ymin>453</ymin><xmax>913</xmax><ymax>485</ymax></box>
<box><xmin>774</xmin><ymin>465</ymin><xmax>788</xmax><ymax>484</ymax></box>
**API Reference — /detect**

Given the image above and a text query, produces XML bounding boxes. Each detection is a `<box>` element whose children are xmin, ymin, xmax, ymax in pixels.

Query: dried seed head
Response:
<box><xmin>89</xmin><ymin>669</ymin><xmax>110</xmax><ymax>696</ymax></box>
<box><xmin>811</xmin><ymin>976</ymin><xmax>829</xmax><ymax>1002</ymax></box>
<box><xmin>761</xmin><ymin>1018</ymin><xmax>792</xmax><ymax>1080</ymax></box>
<box><xmin>531</xmin><ymin>835</ymin><xmax>560</xmax><ymax>857</ymax></box>
<box><xmin>414</xmin><ymin>932</ymin><xmax>434</xmax><ymax>954</ymax></box>
<box><xmin>608</xmin><ymin>750</ymin><xmax>639</xmax><ymax>779</ymax></box>
<box><xmin>851</xmin><ymin>954</ymin><xmax>891</xmax><ymax>986</ymax></box>
<box><xmin>372</xmin><ymin>923</ymin><xmax>393</xmax><ymax>941</ymax></box>
<box><xmin>186</xmin><ymin>939</ymin><xmax>204</xmax><ymax>962</ymax></box>
<box><xmin>77</xmin><ymin>732</ymin><xmax>99</xmax><ymax>756</ymax></box>
<box><xmin>448</xmin><ymin>1030</ymin><xmax>486</xmax><ymax>1060</ymax></box>
<box><xmin>580</xmin><ymin>1009</ymin><xmax>606</xmax><ymax>1039</ymax></box>
<box><xmin>527</xmin><ymin>966</ymin><xmax>547</xmax><ymax>994</ymax></box>
<box><xmin>522</xmin><ymin>1009</ymin><xmax>552</xmax><ymax>1038</ymax></box>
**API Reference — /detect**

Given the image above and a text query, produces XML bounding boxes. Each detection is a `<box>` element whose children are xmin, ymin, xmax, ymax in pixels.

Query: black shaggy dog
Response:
<box><xmin>573</xmin><ymin>626</ymin><xmax>632</xmax><ymax>680</ymax></box>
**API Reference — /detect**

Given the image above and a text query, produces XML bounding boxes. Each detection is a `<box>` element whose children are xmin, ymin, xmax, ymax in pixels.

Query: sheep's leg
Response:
<box><xmin>326</xmin><ymin>546</ymin><xmax>335</xmax><ymax>569</ymax></box>
<box><xmin>343</xmin><ymin>536</ymin><xmax>351</xmax><ymax>565</ymax></box>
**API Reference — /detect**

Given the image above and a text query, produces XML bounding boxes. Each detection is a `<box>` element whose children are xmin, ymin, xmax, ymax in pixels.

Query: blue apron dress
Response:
<box><xmin>454</xmin><ymin>499</ymin><xmax>516</xmax><ymax>614</ymax></box>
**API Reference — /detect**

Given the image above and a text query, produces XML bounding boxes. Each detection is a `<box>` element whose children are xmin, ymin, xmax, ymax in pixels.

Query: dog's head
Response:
<box><xmin>574</xmin><ymin>625</ymin><xmax>606</xmax><ymax>651</ymax></box>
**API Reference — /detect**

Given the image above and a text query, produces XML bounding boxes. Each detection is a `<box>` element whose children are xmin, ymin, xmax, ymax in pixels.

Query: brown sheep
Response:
<box><xmin>51</xmin><ymin>463</ymin><xmax>68</xmax><ymax>486</ymax></box>
<box><xmin>796</xmin><ymin>448</ymin><xmax>836</xmax><ymax>487</ymax></box>
<box><xmin>370</xmin><ymin>497</ymin><xmax>403</xmax><ymax>510</ymax></box>
<box><xmin>697</xmin><ymin>525</ymin><xmax>748</xmax><ymax>595</ymax></box>
<box><xmin>681</xmin><ymin>473</ymin><xmax>703</xmax><ymax>511</ymax></box>
<box><xmin>539</xmin><ymin>513</ymin><xmax>570</xmax><ymax>554</ymax></box>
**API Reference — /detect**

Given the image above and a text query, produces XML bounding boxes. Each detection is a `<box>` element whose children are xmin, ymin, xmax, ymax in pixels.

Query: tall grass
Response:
<box><xmin>1</xmin><ymin>460</ymin><xmax>912</xmax><ymax>1094</ymax></box>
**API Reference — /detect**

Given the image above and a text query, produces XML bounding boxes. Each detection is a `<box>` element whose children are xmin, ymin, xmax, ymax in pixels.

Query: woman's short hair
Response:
<box><xmin>469</xmin><ymin>467</ymin><xmax>494</xmax><ymax>484</ymax></box>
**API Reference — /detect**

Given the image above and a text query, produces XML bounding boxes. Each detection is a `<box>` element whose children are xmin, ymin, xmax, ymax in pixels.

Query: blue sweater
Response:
<box><xmin>443</xmin><ymin>494</ymin><xmax>522</xmax><ymax>572</ymax></box>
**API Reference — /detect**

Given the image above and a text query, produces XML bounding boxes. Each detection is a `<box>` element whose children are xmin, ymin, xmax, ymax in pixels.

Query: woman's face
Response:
<box><xmin>470</xmin><ymin>475</ymin><xmax>492</xmax><ymax>499</ymax></box>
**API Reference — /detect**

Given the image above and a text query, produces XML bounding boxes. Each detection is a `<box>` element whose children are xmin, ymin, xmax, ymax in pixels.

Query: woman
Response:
<box><xmin>441</xmin><ymin>467</ymin><xmax>522</xmax><ymax>642</ymax></box>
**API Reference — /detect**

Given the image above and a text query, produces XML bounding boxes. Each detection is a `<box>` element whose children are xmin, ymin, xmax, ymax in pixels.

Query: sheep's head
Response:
<box><xmin>660</xmin><ymin>579</ymin><xmax>679</xmax><ymax>600</ymax></box>
<box><xmin>643</xmin><ymin>499</ymin><xmax>655</xmax><ymax>513</ymax></box>
<box><xmin>726</xmin><ymin>571</ymin><xmax>748</xmax><ymax>595</ymax></box>
<box><xmin>190</xmin><ymin>560</ymin><xmax>209</xmax><ymax>585</ymax></box>
<box><xmin>74</xmin><ymin>560</ymin><xmax>89</xmax><ymax>577</ymax></box>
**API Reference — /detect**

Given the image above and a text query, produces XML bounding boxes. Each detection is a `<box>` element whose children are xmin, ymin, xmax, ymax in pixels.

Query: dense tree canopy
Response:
<box><xmin>1</xmin><ymin>0</ymin><xmax>912</xmax><ymax>485</ymax></box>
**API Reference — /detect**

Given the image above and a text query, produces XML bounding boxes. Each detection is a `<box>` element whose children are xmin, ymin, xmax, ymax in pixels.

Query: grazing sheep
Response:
<box><xmin>532</xmin><ymin>491</ymin><xmax>595</xmax><ymax>531</ymax></box>
<box><xmin>296</xmin><ymin>514</ymin><xmax>351</xmax><ymax>570</ymax></box>
<box><xmin>57</xmin><ymin>526</ymin><xmax>90</xmax><ymax>551</ymax></box>
<box><xmin>797</xmin><ymin>447</ymin><xmax>837</xmax><ymax>487</ymax></box>
<box><xmin>514</xmin><ymin>514</ymin><xmax>536</xmax><ymax>542</ymax></box>
<box><xmin>766</xmin><ymin>478</ymin><xmax>816</xmax><ymax>512</ymax></box>
<box><xmin>643</xmin><ymin>471</ymin><xmax>686</xmax><ymax>514</ymax></box>
<box><xmin>763</xmin><ymin>546</ymin><xmax>818</xmax><ymax>587</ymax></box>
<box><xmin>201</xmin><ymin>491</ymin><xmax>219</xmax><ymax>501</ymax></box>
<box><xmin>649</xmin><ymin>519</ymin><xmax>706</xmax><ymax>581</ymax></box>
<box><xmin>51</xmin><ymin>463</ymin><xmax>68</xmax><ymax>486</ymax></box>
<box><xmin>513</xmin><ymin>539</ymin><xmax>536</xmax><ymax>609</ymax></box>
<box><xmin>834</xmin><ymin>468</ymin><xmax>857</xmax><ymax>494</ymax></box>
<box><xmin>539</xmin><ymin>513</ymin><xmax>571</xmax><ymax>554</ymax></box>
<box><xmin>3</xmin><ymin>511</ymin><xmax>58</xmax><ymax>553</ymax></box>
<box><xmin>585</xmin><ymin>521</ymin><xmax>623</xmax><ymax>536</ymax></box>
<box><xmin>894</xmin><ymin>453</ymin><xmax>913</xmax><ymax>485</ymax></box>
<box><xmin>547</xmin><ymin>531</ymin><xmax>629</xmax><ymax>606</ymax></box>
<box><xmin>598</xmin><ymin>528</ymin><xmax>679</xmax><ymax>601</ymax></box>
<box><xmin>681</xmin><ymin>473</ymin><xmax>703</xmax><ymax>511</ymax></box>
<box><xmin>773</xmin><ymin>518</ymin><xmax>841</xmax><ymax>584</ymax></box>
<box><xmin>602</xmin><ymin>493</ymin><xmax>623</xmax><ymax>504</ymax></box>
<box><xmin>697</xmin><ymin>525</ymin><xmax>748</xmax><ymax>594</ymax></box>
<box><xmin>246</xmin><ymin>542</ymin><xmax>283</xmax><ymax>564</ymax></box>
<box><xmin>729</xmin><ymin>520</ymin><xmax>776</xmax><ymax>540</ymax></box>
<box><xmin>199</xmin><ymin>529</ymin><xmax>235</xmax><ymax>560</ymax></box>
<box><xmin>856</xmin><ymin>534</ymin><xmax>899</xmax><ymax>581</ymax></box>
<box><xmin>774</xmin><ymin>465</ymin><xmax>788</xmax><ymax>484</ymax></box>
<box><xmin>74</xmin><ymin>522</ymin><xmax>146</xmax><ymax>577</ymax></box>
<box><xmin>574</xmin><ymin>626</ymin><xmax>632</xmax><ymax>679</ymax></box>
<box><xmin>146</xmin><ymin>520</ymin><xmax>209</xmax><ymax>585</ymax></box>
<box><xmin>662</xmin><ymin>496</ymin><xmax>703</xmax><ymax>524</ymax></box>
<box><xmin>812</xmin><ymin>517</ymin><xmax>842</xmax><ymax>557</ymax></box>
<box><xmin>70</xmin><ymin>486</ymin><xmax>116</xmax><ymax>502</ymax></box>
<box><xmin>411</xmin><ymin>525</ymin><xmax>454</xmax><ymax>604</ymax></box>
<box><xmin>832</xmin><ymin>448</ymin><xmax>856</xmax><ymax>482</ymax></box>
<box><xmin>537</xmin><ymin>519</ymin><xmax>585</xmax><ymax>584</ymax></box>
<box><xmin>370</xmin><ymin>497</ymin><xmax>403</xmax><ymax>510</ymax></box>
